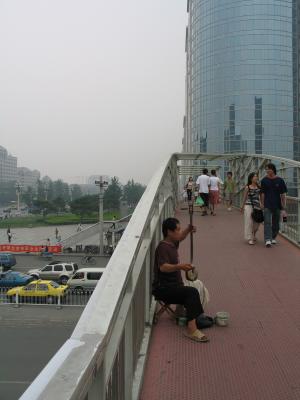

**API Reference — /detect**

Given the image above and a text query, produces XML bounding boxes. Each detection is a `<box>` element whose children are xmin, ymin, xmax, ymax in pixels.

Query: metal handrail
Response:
<box><xmin>20</xmin><ymin>152</ymin><xmax>300</xmax><ymax>400</ymax></box>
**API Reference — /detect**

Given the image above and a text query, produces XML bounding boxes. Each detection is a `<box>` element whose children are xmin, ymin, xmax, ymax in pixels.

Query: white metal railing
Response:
<box><xmin>20</xmin><ymin>153</ymin><xmax>300</xmax><ymax>400</ymax></box>
<box><xmin>0</xmin><ymin>286</ymin><xmax>92</xmax><ymax>307</ymax></box>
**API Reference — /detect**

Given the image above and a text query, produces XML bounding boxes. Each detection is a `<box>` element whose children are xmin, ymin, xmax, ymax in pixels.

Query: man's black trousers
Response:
<box><xmin>153</xmin><ymin>285</ymin><xmax>203</xmax><ymax>321</ymax></box>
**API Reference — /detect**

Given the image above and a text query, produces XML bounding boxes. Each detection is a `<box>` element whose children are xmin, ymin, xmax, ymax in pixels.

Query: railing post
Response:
<box><xmin>144</xmin><ymin>250</ymin><xmax>151</xmax><ymax>324</ymax></box>
<box><xmin>14</xmin><ymin>292</ymin><xmax>20</xmax><ymax>308</ymax></box>
<box><xmin>124</xmin><ymin>304</ymin><xmax>133</xmax><ymax>400</ymax></box>
<box><xmin>56</xmin><ymin>295</ymin><xmax>62</xmax><ymax>309</ymax></box>
<box><xmin>88</xmin><ymin>363</ymin><xmax>106</xmax><ymax>400</ymax></box>
<box><xmin>297</xmin><ymin>167</ymin><xmax>300</xmax><ymax>243</ymax></box>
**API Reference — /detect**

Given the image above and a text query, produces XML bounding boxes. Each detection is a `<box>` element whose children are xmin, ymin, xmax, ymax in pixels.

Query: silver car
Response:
<box><xmin>67</xmin><ymin>268</ymin><xmax>105</xmax><ymax>293</ymax></box>
<box><xmin>28</xmin><ymin>263</ymin><xmax>78</xmax><ymax>285</ymax></box>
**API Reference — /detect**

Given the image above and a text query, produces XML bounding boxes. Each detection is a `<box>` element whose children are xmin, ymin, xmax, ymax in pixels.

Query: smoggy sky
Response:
<box><xmin>0</xmin><ymin>0</ymin><xmax>187</xmax><ymax>184</ymax></box>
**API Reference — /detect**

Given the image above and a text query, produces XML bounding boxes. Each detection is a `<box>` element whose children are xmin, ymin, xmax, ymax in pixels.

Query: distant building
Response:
<box><xmin>0</xmin><ymin>146</ymin><xmax>17</xmax><ymax>182</ymax></box>
<box><xmin>17</xmin><ymin>167</ymin><xmax>40</xmax><ymax>189</ymax></box>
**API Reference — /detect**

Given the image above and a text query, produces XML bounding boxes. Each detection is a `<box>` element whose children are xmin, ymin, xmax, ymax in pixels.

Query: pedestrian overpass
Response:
<box><xmin>20</xmin><ymin>153</ymin><xmax>300</xmax><ymax>400</ymax></box>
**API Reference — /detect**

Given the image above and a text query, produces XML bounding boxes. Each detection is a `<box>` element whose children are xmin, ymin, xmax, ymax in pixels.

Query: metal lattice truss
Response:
<box><xmin>175</xmin><ymin>151</ymin><xmax>300</xmax><ymax>191</ymax></box>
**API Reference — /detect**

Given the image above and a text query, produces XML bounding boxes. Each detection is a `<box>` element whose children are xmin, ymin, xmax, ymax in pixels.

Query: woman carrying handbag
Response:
<box><xmin>241</xmin><ymin>172</ymin><xmax>263</xmax><ymax>245</ymax></box>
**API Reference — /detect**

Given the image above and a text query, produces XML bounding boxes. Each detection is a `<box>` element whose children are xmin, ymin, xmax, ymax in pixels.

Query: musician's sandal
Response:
<box><xmin>184</xmin><ymin>329</ymin><xmax>209</xmax><ymax>342</ymax></box>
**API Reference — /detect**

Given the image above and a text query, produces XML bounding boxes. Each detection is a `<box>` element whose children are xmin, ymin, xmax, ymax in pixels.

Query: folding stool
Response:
<box><xmin>153</xmin><ymin>300</ymin><xmax>176</xmax><ymax>324</ymax></box>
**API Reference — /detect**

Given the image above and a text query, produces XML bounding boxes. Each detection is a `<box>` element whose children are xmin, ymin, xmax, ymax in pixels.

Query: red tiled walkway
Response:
<box><xmin>140</xmin><ymin>206</ymin><xmax>300</xmax><ymax>400</ymax></box>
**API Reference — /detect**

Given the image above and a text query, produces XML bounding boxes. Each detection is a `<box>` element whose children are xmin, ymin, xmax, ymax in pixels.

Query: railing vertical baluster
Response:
<box><xmin>57</xmin><ymin>295</ymin><xmax>61</xmax><ymax>309</ymax></box>
<box><xmin>124</xmin><ymin>304</ymin><xmax>133</xmax><ymax>400</ymax></box>
<box><xmin>144</xmin><ymin>251</ymin><xmax>151</xmax><ymax>324</ymax></box>
<box><xmin>14</xmin><ymin>292</ymin><xmax>19</xmax><ymax>308</ymax></box>
<box><xmin>297</xmin><ymin>167</ymin><xmax>300</xmax><ymax>243</ymax></box>
<box><xmin>88</xmin><ymin>364</ymin><xmax>106</xmax><ymax>400</ymax></box>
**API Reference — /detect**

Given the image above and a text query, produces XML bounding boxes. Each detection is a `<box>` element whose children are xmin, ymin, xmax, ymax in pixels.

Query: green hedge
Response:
<box><xmin>0</xmin><ymin>212</ymin><xmax>120</xmax><ymax>228</ymax></box>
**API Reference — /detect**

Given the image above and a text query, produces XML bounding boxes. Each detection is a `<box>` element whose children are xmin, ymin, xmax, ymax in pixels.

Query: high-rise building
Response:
<box><xmin>17</xmin><ymin>167</ymin><xmax>40</xmax><ymax>189</ymax></box>
<box><xmin>183</xmin><ymin>0</ymin><xmax>300</xmax><ymax>161</ymax></box>
<box><xmin>0</xmin><ymin>146</ymin><xmax>17</xmax><ymax>182</ymax></box>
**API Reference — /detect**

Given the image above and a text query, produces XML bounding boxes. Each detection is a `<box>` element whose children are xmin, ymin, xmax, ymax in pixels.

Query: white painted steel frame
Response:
<box><xmin>20</xmin><ymin>153</ymin><xmax>300</xmax><ymax>400</ymax></box>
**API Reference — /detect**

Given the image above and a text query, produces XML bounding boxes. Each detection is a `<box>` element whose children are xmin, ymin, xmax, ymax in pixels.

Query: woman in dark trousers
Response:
<box><xmin>152</xmin><ymin>218</ymin><xmax>209</xmax><ymax>343</ymax></box>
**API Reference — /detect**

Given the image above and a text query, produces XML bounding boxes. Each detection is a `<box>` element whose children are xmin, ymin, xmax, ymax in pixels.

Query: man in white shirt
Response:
<box><xmin>196</xmin><ymin>169</ymin><xmax>210</xmax><ymax>216</ymax></box>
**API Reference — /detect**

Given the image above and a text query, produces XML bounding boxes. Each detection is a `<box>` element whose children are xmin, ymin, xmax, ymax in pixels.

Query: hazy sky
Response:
<box><xmin>0</xmin><ymin>0</ymin><xmax>187</xmax><ymax>184</ymax></box>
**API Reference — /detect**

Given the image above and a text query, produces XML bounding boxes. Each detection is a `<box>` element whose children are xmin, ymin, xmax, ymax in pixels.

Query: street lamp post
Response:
<box><xmin>95</xmin><ymin>176</ymin><xmax>108</xmax><ymax>255</ymax></box>
<box><xmin>15</xmin><ymin>182</ymin><xmax>22</xmax><ymax>212</ymax></box>
<box><xmin>44</xmin><ymin>183</ymin><xmax>49</xmax><ymax>201</ymax></box>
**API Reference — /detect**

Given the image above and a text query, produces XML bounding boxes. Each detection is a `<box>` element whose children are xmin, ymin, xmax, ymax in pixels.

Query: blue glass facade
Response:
<box><xmin>183</xmin><ymin>0</ymin><xmax>300</xmax><ymax>161</ymax></box>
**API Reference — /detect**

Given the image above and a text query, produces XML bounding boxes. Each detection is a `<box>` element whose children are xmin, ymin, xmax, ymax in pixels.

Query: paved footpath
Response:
<box><xmin>140</xmin><ymin>206</ymin><xmax>300</xmax><ymax>400</ymax></box>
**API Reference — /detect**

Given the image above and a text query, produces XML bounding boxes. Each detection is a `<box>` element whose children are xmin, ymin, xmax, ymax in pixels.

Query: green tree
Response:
<box><xmin>32</xmin><ymin>199</ymin><xmax>56</xmax><ymax>216</ymax></box>
<box><xmin>52</xmin><ymin>197</ymin><xmax>66</xmax><ymax>212</ymax></box>
<box><xmin>70</xmin><ymin>184</ymin><xmax>82</xmax><ymax>201</ymax></box>
<box><xmin>104</xmin><ymin>177</ymin><xmax>122</xmax><ymax>211</ymax></box>
<box><xmin>36</xmin><ymin>180</ymin><xmax>45</xmax><ymax>200</ymax></box>
<box><xmin>123</xmin><ymin>179</ymin><xmax>146</xmax><ymax>208</ymax></box>
<box><xmin>21</xmin><ymin>187</ymin><xmax>35</xmax><ymax>207</ymax></box>
<box><xmin>52</xmin><ymin>180</ymin><xmax>65</xmax><ymax>200</ymax></box>
<box><xmin>46</xmin><ymin>181</ymin><xmax>54</xmax><ymax>202</ymax></box>
<box><xmin>0</xmin><ymin>181</ymin><xmax>17</xmax><ymax>205</ymax></box>
<box><xmin>70</xmin><ymin>195</ymin><xmax>98</xmax><ymax>219</ymax></box>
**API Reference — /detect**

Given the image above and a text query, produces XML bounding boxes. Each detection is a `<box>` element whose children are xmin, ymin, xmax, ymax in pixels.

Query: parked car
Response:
<box><xmin>0</xmin><ymin>253</ymin><xmax>16</xmax><ymax>272</ymax></box>
<box><xmin>28</xmin><ymin>263</ymin><xmax>78</xmax><ymax>285</ymax></box>
<box><xmin>7</xmin><ymin>280</ymin><xmax>68</xmax><ymax>303</ymax></box>
<box><xmin>0</xmin><ymin>271</ymin><xmax>33</xmax><ymax>288</ymax></box>
<box><xmin>67</xmin><ymin>268</ymin><xmax>105</xmax><ymax>293</ymax></box>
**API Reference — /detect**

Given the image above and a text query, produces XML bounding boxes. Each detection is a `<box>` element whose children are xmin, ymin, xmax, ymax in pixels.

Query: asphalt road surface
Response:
<box><xmin>13</xmin><ymin>253</ymin><xmax>109</xmax><ymax>273</ymax></box>
<box><xmin>0</xmin><ymin>306</ymin><xmax>83</xmax><ymax>400</ymax></box>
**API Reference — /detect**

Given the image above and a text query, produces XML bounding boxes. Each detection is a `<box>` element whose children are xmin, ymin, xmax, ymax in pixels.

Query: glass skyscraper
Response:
<box><xmin>183</xmin><ymin>0</ymin><xmax>300</xmax><ymax>161</ymax></box>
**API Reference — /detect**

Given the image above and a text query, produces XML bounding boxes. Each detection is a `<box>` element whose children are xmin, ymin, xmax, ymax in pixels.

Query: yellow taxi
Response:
<box><xmin>7</xmin><ymin>279</ymin><xmax>68</xmax><ymax>304</ymax></box>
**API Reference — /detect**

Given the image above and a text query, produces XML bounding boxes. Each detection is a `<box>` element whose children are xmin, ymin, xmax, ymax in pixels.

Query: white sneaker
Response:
<box><xmin>265</xmin><ymin>240</ymin><xmax>272</xmax><ymax>247</ymax></box>
<box><xmin>271</xmin><ymin>239</ymin><xmax>277</xmax><ymax>245</ymax></box>
<box><xmin>228</xmin><ymin>207</ymin><xmax>232</xmax><ymax>211</ymax></box>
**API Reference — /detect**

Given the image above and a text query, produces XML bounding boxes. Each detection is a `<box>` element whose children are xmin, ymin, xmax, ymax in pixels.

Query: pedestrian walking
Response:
<box><xmin>77</xmin><ymin>223</ymin><xmax>82</xmax><ymax>232</ymax></box>
<box><xmin>196</xmin><ymin>169</ymin><xmax>210</xmax><ymax>216</ymax></box>
<box><xmin>7</xmin><ymin>228</ymin><xmax>12</xmax><ymax>243</ymax></box>
<box><xmin>241</xmin><ymin>172</ymin><xmax>262</xmax><ymax>245</ymax></box>
<box><xmin>261</xmin><ymin>163</ymin><xmax>287</xmax><ymax>247</ymax></box>
<box><xmin>185</xmin><ymin>177</ymin><xmax>195</xmax><ymax>202</ymax></box>
<box><xmin>209</xmin><ymin>170</ymin><xmax>221</xmax><ymax>216</ymax></box>
<box><xmin>55</xmin><ymin>227</ymin><xmax>59</xmax><ymax>239</ymax></box>
<box><xmin>223</xmin><ymin>172</ymin><xmax>236</xmax><ymax>211</ymax></box>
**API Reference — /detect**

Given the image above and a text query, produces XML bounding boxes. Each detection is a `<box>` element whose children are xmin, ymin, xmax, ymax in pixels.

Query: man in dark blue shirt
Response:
<box><xmin>261</xmin><ymin>163</ymin><xmax>287</xmax><ymax>247</ymax></box>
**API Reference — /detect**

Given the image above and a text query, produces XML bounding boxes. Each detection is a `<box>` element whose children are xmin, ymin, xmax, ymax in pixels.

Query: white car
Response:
<box><xmin>67</xmin><ymin>268</ymin><xmax>105</xmax><ymax>293</ymax></box>
<box><xmin>28</xmin><ymin>263</ymin><xmax>78</xmax><ymax>285</ymax></box>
